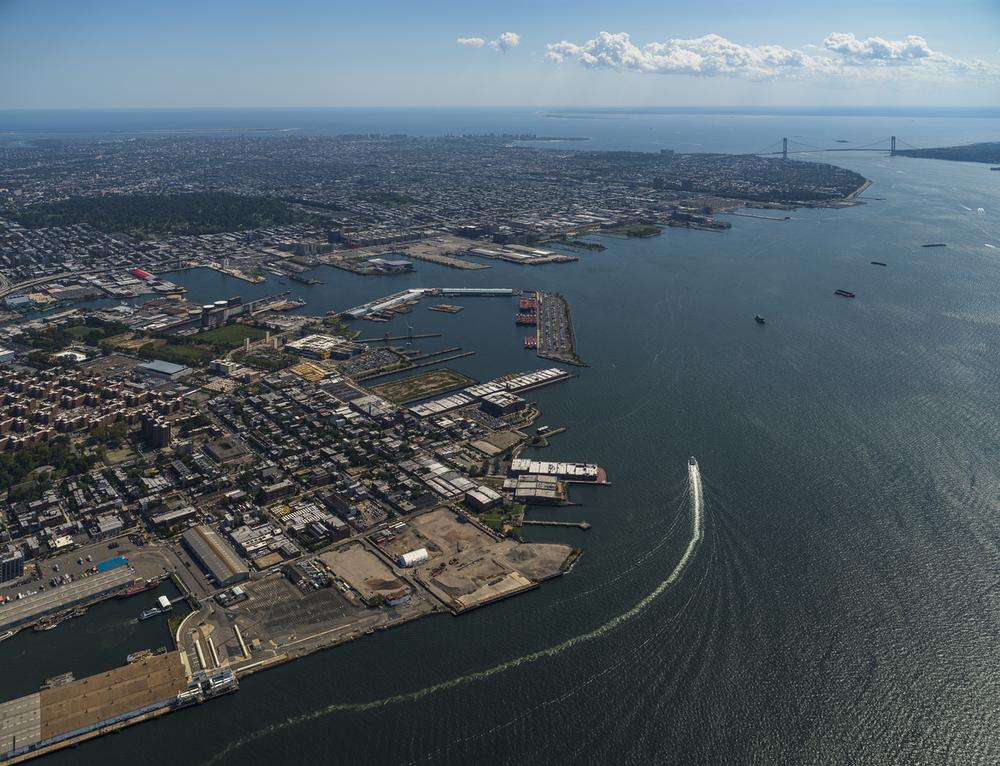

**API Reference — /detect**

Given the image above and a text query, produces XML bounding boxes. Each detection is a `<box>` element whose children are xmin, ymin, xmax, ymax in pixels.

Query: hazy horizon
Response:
<box><xmin>1</xmin><ymin>0</ymin><xmax>997</xmax><ymax>110</ymax></box>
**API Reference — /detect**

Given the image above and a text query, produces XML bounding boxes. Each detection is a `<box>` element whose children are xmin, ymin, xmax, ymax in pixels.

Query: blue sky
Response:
<box><xmin>0</xmin><ymin>0</ymin><xmax>997</xmax><ymax>108</ymax></box>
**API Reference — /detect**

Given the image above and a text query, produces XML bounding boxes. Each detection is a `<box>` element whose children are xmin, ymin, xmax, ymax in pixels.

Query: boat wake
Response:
<box><xmin>201</xmin><ymin>459</ymin><xmax>707</xmax><ymax>766</ymax></box>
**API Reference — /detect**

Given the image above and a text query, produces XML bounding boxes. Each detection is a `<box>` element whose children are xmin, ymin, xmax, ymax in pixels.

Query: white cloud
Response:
<box><xmin>457</xmin><ymin>32</ymin><xmax>521</xmax><ymax>53</ymax></box>
<box><xmin>490</xmin><ymin>32</ymin><xmax>521</xmax><ymax>52</ymax></box>
<box><xmin>545</xmin><ymin>31</ymin><xmax>993</xmax><ymax>80</ymax></box>
<box><xmin>823</xmin><ymin>32</ymin><xmax>931</xmax><ymax>62</ymax></box>
<box><xmin>823</xmin><ymin>32</ymin><xmax>985</xmax><ymax>73</ymax></box>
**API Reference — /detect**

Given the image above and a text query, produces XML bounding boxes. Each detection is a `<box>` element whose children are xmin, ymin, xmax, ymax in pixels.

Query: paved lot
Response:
<box><xmin>0</xmin><ymin>692</ymin><xmax>41</xmax><ymax>756</ymax></box>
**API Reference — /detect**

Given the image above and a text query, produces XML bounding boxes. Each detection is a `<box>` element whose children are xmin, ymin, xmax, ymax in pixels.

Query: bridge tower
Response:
<box><xmin>782</xmin><ymin>137</ymin><xmax>788</xmax><ymax>161</ymax></box>
<box><xmin>890</xmin><ymin>136</ymin><xmax>896</xmax><ymax>157</ymax></box>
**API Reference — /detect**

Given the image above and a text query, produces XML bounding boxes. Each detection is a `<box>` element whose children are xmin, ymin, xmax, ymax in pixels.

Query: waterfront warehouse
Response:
<box><xmin>0</xmin><ymin>566</ymin><xmax>135</xmax><ymax>632</ymax></box>
<box><xmin>0</xmin><ymin>652</ymin><xmax>190</xmax><ymax>762</ymax></box>
<box><xmin>181</xmin><ymin>525</ymin><xmax>250</xmax><ymax>587</ymax></box>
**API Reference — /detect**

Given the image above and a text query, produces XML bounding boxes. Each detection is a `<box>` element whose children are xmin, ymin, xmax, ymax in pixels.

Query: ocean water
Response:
<box><xmin>4</xmin><ymin>109</ymin><xmax>1000</xmax><ymax>765</ymax></box>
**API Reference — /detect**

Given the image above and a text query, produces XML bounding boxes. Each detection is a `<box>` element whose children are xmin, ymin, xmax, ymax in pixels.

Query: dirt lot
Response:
<box><xmin>403</xmin><ymin>236</ymin><xmax>491</xmax><ymax>270</ymax></box>
<box><xmin>380</xmin><ymin>509</ymin><xmax>575</xmax><ymax>613</ymax></box>
<box><xmin>321</xmin><ymin>543</ymin><xmax>407</xmax><ymax>602</ymax></box>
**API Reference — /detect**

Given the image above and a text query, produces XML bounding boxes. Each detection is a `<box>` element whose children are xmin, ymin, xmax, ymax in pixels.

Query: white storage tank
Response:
<box><xmin>397</xmin><ymin>548</ymin><xmax>429</xmax><ymax>568</ymax></box>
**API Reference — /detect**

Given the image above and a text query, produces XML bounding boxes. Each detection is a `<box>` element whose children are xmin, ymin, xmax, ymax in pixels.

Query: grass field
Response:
<box><xmin>370</xmin><ymin>368</ymin><xmax>474</xmax><ymax>404</ymax></box>
<box><xmin>195</xmin><ymin>323</ymin><xmax>268</xmax><ymax>348</ymax></box>
<box><xmin>102</xmin><ymin>323</ymin><xmax>268</xmax><ymax>367</ymax></box>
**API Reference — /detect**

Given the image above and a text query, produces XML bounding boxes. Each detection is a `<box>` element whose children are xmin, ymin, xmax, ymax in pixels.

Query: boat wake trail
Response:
<box><xmin>201</xmin><ymin>459</ymin><xmax>706</xmax><ymax>766</ymax></box>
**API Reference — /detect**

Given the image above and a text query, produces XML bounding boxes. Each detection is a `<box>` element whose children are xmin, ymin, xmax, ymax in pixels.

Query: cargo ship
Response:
<box><xmin>524</xmin><ymin>336</ymin><xmax>537</xmax><ymax>349</ymax></box>
<box><xmin>834</xmin><ymin>289</ymin><xmax>856</xmax><ymax>298</ymax></box>
<box><xmin>515</xmin><ymin>313</ymin><xmax>537</xmax><ymax>326</ymax></box>
<box><xmin>116</xmin><ymin>576</ymin><xmax>164</xmax><ymax>599</ymax></box>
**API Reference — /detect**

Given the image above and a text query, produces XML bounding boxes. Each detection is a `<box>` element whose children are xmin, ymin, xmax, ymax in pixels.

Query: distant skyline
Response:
<box><xmin>1</xmin><ymin>0</ymin><xmax>998</xmax><ymax>109</ymax></box>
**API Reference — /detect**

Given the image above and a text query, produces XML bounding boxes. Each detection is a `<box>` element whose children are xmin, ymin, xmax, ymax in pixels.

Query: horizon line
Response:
<box><xmin>1</xmin><ymin>104</ymin><xmax>999</xmax><ymax>112</ymax></box>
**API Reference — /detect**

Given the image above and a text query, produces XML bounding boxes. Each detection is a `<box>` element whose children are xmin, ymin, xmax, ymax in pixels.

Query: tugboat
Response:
<box><xmin>754</xmin><ymin>315</ymin><xmax>766</xmax><ymax>324</ymax></box>
<box><xmin>33</xmin><ymin>617</ymin><xmax>60</xmax><ymax>632</ymax></box>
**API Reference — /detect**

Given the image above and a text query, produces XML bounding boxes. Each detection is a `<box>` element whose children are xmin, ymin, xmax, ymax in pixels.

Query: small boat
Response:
<box><xmin>754</xmin><ymin>315</ymin><xmax>765</xmax><ymax>324</ymax></box>
<box><xmin>33</xmin><ymin>618</ymin><xmax>59</xmax><ymax>632</ymax></box>
<box><xmin>870</xmin><ymin>261</ymin><xmax>887</xmax><ymax>266</ymax></box>
<box><xmin>40</xmin><ymin>672</ymin><xmax>75</xmax><ymax>690</ymax></box>
<box><xmin>922</xmin><ymin>243</ymin><xmax>947</xmax><ymax>248</ymax></box>
<box><xmin>688</xmin><ymin>456</ymin><xmax>698</xmax><ymax>467</ymax></box>
<box><xmin>834</xmin><ymin>289</ymin><xmax>856</xmax><ymax>298</ymax></box>
<box><xmin>0</xmin><ymin>630</ymin><xmax>14</xmax><ymax>643</ymax></box>
<box><xmin>128</xmin><ymin>646</ymin><xmax>167</xmax><ymax>663</ymax></box>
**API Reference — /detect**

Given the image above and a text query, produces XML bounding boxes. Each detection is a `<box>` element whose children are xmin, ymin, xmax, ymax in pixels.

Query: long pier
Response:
<box><xmin>357</xmin><ymin>332</ymin><xmax>442</xmax><ymax>343</ymax></box>
<box><xmin>522</xmin><ymin>520</ymin><xmax>591</xmax><ymax>530</ymax></box>
<box><xmin>726</xmin><ymin>211</ymin><xmax>790</xmax><ymax>221</ymax></box>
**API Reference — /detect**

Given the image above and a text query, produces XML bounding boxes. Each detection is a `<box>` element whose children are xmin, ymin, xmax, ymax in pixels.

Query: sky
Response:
<box><xmin>0</xmin><ymin>0</ymin><xmax>998</xmax><ymax>109</ymax></box>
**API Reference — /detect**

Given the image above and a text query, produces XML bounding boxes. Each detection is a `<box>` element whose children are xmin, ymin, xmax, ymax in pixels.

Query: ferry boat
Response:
<box><xmin>138</xmin><ymin>607</ymin><xmax>163</xmax><ymax>621</ymax></box>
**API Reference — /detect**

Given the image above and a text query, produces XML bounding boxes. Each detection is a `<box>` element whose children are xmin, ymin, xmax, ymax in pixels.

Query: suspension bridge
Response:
<box><xmin>754</xmin><ymin>135</ymin><xmax>924</xmax><ymax>159</ymax></box>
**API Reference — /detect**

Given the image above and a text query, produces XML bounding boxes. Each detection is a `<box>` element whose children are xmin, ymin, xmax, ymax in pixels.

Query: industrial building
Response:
<box><xmin>509</xmin><ymin>459</ymin><xmax>602</xmax><ymax>482</ymax></box>
<box><xmin>464</xmin><ymin>485</ymin><xmax>502</xmax><ymax>512</ymax></box>
<box><xmin>0</xmin><ymin>564</ymin><xmax>134</xmax><ymax>632</ymax></box>
<box><xmin>509</xmin><ymin>474</ymin><xmax>562</xmax><ymax>504</ymax></box>
<box><xmin>135</xmin><ymin>359</ymin><xmax>192</xmax><ymax>381</ymax></box>
<box><xmin>0</xmin><ymin>547</ymin><xmax>24</xmax><ymax>583</ymax></box>
<box><xmin>285</xmin><ymin>333</ymin><xmax>360</xmax><ymax>361</ymax></box>
<box><xmin>480</xmin><ymin>391</ymin><xmax>526</xmax><ymax>417</ymax></box>
<box><xmin>368</xmin><ymin>257</ymin><xmax>414</xmax><ymax>272</ymax></box>
<box><xmin>181</xmin><ymin>525</ymin><xmax>249</xmax><ymax>587</ymax></box>
<box><xmin>397</xmin><ymin>548</ymin><xmax>429</xmax><ymax>568</ymax></box>
<box><xmin>0</xmin><ymin>652</ymin><xmax>191</xmax><ymax>763</ymax></box>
